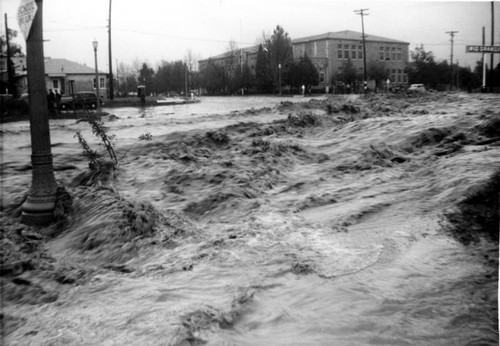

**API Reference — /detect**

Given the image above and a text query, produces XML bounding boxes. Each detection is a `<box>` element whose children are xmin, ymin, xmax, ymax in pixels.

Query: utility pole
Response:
<box><xmin>92</xmin><ymin>40</ymin><xmax>101</xmax><ymax>113</ymax></box>
<box><xmin>354</xmin><ymin>8</ymin><xmax>369</xmax><ymax>95</ymax></box>
<box><xmin>184</xmin><ymin>62</ymin><xmax>189</xmax><ymax>98</ymax></box>
<box><xmin>21</xmin><ymin>0</ymin><xmax>58</xmax><ymax>225</ymax></box>
<box><xmin>490</xmin><ymin>1</ymin><xmax>494</xmax><ymax>92</ymax></box>
<box><xmin>446</xmin><ymin>30</ymin><xmax>458</xmax><ymax>91</ymax></box>
<box><xmin>482</xmin><ymin>26</ymin><xmax>487</xmax><ymax>92</ymax></box>
<box><xmin>108</xmin><ymin>0</ymin><xmax>114</xmax><ymax>99</ymax></box>
<box><xmin>4</xmin><ymin>14</ymin><xmax>16</xmax><ymax>97</ymax></box>
<box><xmin>115</xmin><ymin>58</ymin><xmax>119</xmax><ymax>95</ymax></box>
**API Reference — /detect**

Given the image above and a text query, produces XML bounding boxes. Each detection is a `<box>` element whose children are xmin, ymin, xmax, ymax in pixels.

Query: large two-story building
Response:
<box><xmin>291</xmin><ymin>30</ymin><xmax>410</xmax><ymax>89</ymax></box>
<box><xmin>198</xmin><ymin>30</ymin><xmax>410</xmax><ymax>92</ymax></box>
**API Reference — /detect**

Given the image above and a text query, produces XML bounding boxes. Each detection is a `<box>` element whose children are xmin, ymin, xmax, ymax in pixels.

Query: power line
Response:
<box><xmin>113</xmin><ymin>27</ymin><xmax>255</xmax><ymax>46</ymax></box>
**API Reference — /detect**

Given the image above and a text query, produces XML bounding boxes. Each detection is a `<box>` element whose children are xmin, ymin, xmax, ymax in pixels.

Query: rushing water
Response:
<box><xmin>2</xmin><ymin>94</ymin><xmax>498</xmax><ymax>345</ymax></box>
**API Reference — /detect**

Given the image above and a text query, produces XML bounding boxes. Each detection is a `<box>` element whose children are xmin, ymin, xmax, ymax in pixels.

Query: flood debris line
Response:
<box><xmin>441</xmin><ymin>170</ymin><xmax>500</xmax><ymax>245</ymax></box>
<box><xmin>170</xmin><ymin>289</ymin><xmax>255</xmax><ymax>345</ymax></box>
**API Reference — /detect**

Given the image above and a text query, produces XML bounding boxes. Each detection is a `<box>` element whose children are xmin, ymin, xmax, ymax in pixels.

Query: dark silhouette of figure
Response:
<box><xmin>47</xmin><ymin>89</ymin><xmax>55</xmax><ymax>110</ymax></box>
<box><xmin>55</xmin><ymin>90</ymin><xmax>62</xmax><ymax>109</ymax></box>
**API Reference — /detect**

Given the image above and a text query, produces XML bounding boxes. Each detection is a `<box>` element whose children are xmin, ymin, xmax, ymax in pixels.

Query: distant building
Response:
<box><xmin>292</xmin><ymin>30</ymin><xmax>410</xmax><ymax>89</ymax></box>
<box><xmin>198</xmin><ymin>46</ymin><xmax>260</xmax><ymax>75</ymax></box>
<box><xmin>0</xmin><ymin>56</ymin><xmax>108</xmax><ymax>98</ymax></box>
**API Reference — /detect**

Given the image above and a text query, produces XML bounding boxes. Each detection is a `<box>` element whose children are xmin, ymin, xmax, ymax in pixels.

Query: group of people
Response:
<box><xmin>47</xmin><ymin>89</ymin><xmax>62</xmax><ymax>110</ymax></box>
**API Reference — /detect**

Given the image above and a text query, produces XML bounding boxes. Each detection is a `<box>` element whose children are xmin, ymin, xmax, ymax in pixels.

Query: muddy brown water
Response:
<box><xmin>1</xmin><ymin>94</ymin><xmax>498</xmax><ymax>345</ymax></box>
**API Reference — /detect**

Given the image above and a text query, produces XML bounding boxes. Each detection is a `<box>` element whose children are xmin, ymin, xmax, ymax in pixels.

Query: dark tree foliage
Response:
<box><xmin>336</xmin><ymin>58</ymin><xmax>359</xmax><ymax>84</ymax></box>
<box><xmin>200</xmin><ymin>59</ymin><xmax>227</xmax><ymax>95</ymax></box>
<box><xmin>138</xmin><ymin>63</ymin><xmax>155</xmax><ymax>95</ymax></box>
<box><xmin>234</xmin><ymin>64</ymin><xmax>255</xmax><ymax>94</ymax></box>
<box><xmin>407</xmin><ymin>45</ymin><xmax>440</xmax><ymax>88</ymax></box>
<box><xmin>254</xmin><ymin>25</ymin><xmax>294</xmax><ymax>94</ymax></box>
<box><xmin>270</xmin><ymin>25</ymin><xmax>294</xmax><ymax>90</ymax></box>
<box><xmin>289</xmin><ymin>53</ymin><xmax>319</xmax><ymax>92</ymax></box>
<box><xmin>124</xmin><ymin>75</ymin><xmax>138</xmax><ymax>94</ymax></box>
<box><xmin>407</xmin><ymin>45</ymin><xmax>487</xmax><ymax>91</ymax></box>
<box><xmin>473</xmin><ymin>61</ymin><xmax>500</xmax><ymax>89</ymax></box>
<box><xmin>255</xmin><ymin>44</ymin><xmax>273</xmax><ymax>93</ymax></box>
<box><xmin>154</xmin><ymin>60</ymin><xmax>185</xmax><ymax>94</ymax></box>
<box><xmin>367</xmin><ymin>60</ymin><xmax>389</xmax><ymax>87</ymax></box>
<box><xmin>0</xmin><ymin>28</ymin><xmax>24</xmax><ymax>56</ymax></box>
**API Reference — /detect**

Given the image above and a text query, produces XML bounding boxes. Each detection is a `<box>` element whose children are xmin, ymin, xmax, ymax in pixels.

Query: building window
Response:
<box><xmin>344</xmin><ymin>45</ymin><xmax>349</xmax><ymax>59</ymax></box>
<box><xmin>93</xmin><ymin>78</ymin><xmax>97</xmax><ymax>89</ymax></box>
<box><xmin>379</xmin><ymin>47</ymin><xmax>384</xmax><ymax>61</ymax></box>
<box><xmin>358</xmin><ymin>45</ymin><xmax>363</xmax><ymax>60</ymax></box>
<box><xmin>385</xmin><ymin>47</ymin><xmax>390</xmax><ymax>61</ymax></box>
<box><xmin>318</xmin><ymin>64</ymin><xmax>325</xmax><ymax>83</ymax></box>
<box><xmin>52</xmin><ymin>80</ymin><xmax>59</xmax><ymax>89</ymax></box>
<box><xmin>94</xmin><ymin>78</ymin><xmax>105</xmax><ymax>89</ymax></box>
<box><xmin>337</xmin><ymin>44</ymin><xmax>343</xmax><ymax>59</ymax></box>
<box><xmin>397</xmin><ymin>47</ymin><xmax>402</xmax><ymax>61</ymax></box>
<box><xmin>391</xmin><ymin>69</ymin><xmax>396</xmax><ymax>81</ymax></box>
<box><xmin>351</xmin><ymin>45</ymin><xmax>357</xmax><ymax>59</ymax></box>
<box><xmin>391</xmin><ymin>47</ymin><xmax>396</xmax><ymax>61</ymax></box>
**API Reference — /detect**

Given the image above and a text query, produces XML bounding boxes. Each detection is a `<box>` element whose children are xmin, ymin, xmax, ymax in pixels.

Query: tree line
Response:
<box><xmin>2</xmin><ymin>25</ymin><xmax>499</xmax><ymax>97</ymax></box>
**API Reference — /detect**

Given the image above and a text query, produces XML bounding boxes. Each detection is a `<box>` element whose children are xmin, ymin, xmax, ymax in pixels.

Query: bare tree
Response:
<box><xmin>184</xmin><ymin>48</ymin><xmax>201</xmax><ymax>72</ymax></box>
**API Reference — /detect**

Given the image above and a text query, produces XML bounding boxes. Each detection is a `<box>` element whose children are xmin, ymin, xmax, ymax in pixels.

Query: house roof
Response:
<box><xmin>292</xmin><ymin>30</ymin><xmax>409</xmax><ymax>45</ymax></box>
<box><xmin>44</xmin><ymin>58</ymin><xmax>105</xmax><ymax>75</ymax></box>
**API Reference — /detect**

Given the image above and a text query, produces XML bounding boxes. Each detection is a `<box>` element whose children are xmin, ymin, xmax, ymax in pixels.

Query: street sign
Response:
<box><xmin>17</xmin><ymin>0</ymin><xmax>38</xmax><ymax>40</ymax></box>
<box><xmin>466</xmin><ymin>45</ymin><xmax>500</xmax><ymax>53</ymax></box>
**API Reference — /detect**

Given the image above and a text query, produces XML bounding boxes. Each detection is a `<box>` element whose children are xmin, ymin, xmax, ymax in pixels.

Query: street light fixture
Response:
<box><xmin>92</xmin><ymin>39</ymin><xmax>101</xmax><ymax>113</ymax></box>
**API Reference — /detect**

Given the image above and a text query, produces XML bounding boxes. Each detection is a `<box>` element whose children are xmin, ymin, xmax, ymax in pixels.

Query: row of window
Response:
<box><xmin>389</xmin><ymin>69</ymin><xmax>407</xmax><ymax>83</ymax></box>
<box><xmin>335</xmin><ymin>44</ymin><xmax>404</xmax><ymax>62</ymax></box>
<box><xmin>50</xmin><ymin>78</ymin><xmax>105</xmax><ymax>90</ymax></box>
<box><xmin>337</xmin><ymin>44</ymin><xmax>363</xmax><ymax>60</ymax></box>
<box><xmin>380</xmin><ymin>46</ymin><xmax>403</xmax><ymax>62</ymax></box>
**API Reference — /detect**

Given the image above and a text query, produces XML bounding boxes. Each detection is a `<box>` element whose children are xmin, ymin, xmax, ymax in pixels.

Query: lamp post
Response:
<box><xmin>278</xmin><ymin>63</ymin><xmax>282</xmax><ymax>95</ymax></box>
<box><xmin>92</xmin><ymin>40</ymin><xmax>101</xmax><ymax>113</ymax></box>
<box><xmin>22</xmin><ymin>0</ymin><xmax>58</xmax><ymax>225</ymax></box>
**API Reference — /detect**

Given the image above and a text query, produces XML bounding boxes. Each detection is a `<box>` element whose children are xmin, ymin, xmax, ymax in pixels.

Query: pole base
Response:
<box><xmin>21</xmin><ymin>210</ymin><xmax>54</xmax><ymax>226</ymax></box>
<box><xmin>21</xmin><ymin>194</ymin><xmax>56</xmax><ymax>226</ymax></box>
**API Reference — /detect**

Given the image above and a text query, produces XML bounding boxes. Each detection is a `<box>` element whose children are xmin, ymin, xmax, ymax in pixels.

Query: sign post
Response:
<box><xmin>18</xmin><ymin>0</ymin><xmax>58</xmax><ymax>226</ymax></box>
<box><xmin>465</xmin><ymin>45</ymin><xmax>500</xmax><ymax>53</ymax></box>
<box><xmin>466</xmin><ymin>44</ymin><xmax>500</xmax><ymax>92</ymax></box>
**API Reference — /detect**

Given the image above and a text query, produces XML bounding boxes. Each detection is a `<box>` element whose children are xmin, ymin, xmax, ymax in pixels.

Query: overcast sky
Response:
<box><xmin>2</xmin><ymin>0</ymin><xmax>499</xmax><ymax>72</ymax></box>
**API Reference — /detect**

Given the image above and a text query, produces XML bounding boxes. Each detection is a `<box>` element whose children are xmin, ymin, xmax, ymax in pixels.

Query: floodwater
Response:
<box><xmin>1</xmin><ymin>94</ymin><xmax>498</xmax><ymax>345</ymax></box>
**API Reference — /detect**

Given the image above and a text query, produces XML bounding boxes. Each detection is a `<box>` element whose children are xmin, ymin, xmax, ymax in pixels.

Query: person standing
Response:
<box><xmin>47</xmin><ymin>89</ymin><xmax>55</xmax><ymax>110</ymax></box>
<box><xmin>55</xmin><ymin>90</ymin><xmax>62</xmax><ymax>109</ymax></box>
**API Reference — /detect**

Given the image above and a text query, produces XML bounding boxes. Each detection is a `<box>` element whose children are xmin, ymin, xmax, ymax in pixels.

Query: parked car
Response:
<box><xmin>407</xmin><ymin>84</ymin><xmax>426</xmax><ymax>93</ymax></box>
<box><xmin>59</xmin><ymin>92</ymin><xmax>102</xmax><ymax>110</ymax></box>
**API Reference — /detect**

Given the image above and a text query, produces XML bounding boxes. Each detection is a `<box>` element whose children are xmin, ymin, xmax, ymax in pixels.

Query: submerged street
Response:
<box><xmin>1</xmin><ymin>93</ymin><xmax>498</xmax><ymax>345</ymax></box>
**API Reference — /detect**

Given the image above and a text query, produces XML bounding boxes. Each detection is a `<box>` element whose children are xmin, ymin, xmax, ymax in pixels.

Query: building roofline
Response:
<box><xmin>292</xmin><ymin>30</ymin><xmax>409</xmax><ymax>45</ymax></box>
<box><xmin>198</xmin><ymin>45</ymin><xmax>260</xmax><ymax>63</ymax></box>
